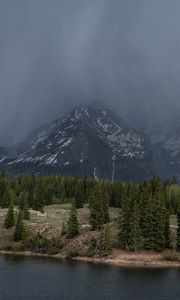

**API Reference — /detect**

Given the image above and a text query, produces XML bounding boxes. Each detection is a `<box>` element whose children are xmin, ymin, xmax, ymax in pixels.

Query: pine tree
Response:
<box><xmin>101</xmin><ymin>185</ymin><xmax>110</xmax><ymax>224</ymax></box>
<box><xmin>67</xmin><ymin>202</ymin><xmax>79</xmax><ymax>238</ymax></box>
<box><xmin>100</xmin><ymin>224</ymin><xmax>112</xmax><ymax>256</ymax></box>
<box><xmin>4</xmin><ymin>201</ymin><xmax>15</xmax><ymax>229</ymax></box>
<box><xmin>128</xmin><ymin>196</ymin><xmax>142</xmax><ymax>251</ymax></box>
<box><xmin>118</xmin><ymin>186</ymin><xmax>143</xmax><ymax>251</ymax></box>
<box><xmin>59</xmin><ymin>178</ymin><xmax>66</xmax><ymax>203</ymax></box>
<box><xmin>13</xmin><ymin>210</ymin><xmax>25</xmax><ymax>241</ymax></box>
<box><xmin>2</xmin><ymin>188</ymin><xmax>16</xmax><ymax>208</ymax></box>
<box><xmin>33</xmin><ymin>182</ymin><xmax>45</xmax><ymax>212</ymax></box>
<box><xmin>164</xmin><ymin>210</ymin><xmax>171</xmax><ymax>249</ymax></box>
<box><xmin>23</xmin><ymin>197</ymin><xmax>30</xmax><ymax>220</ymax></box>
<box><xmin>19</xmin><ymin>191</ymin><xmax>28</xmax><ymax>209</ymax></box>
<box><xmin>150</xmin><ymin>185</ymin><xmax>166</xmax><ymax>251</ymax></box>
<box><xmin>19</xmin><ymin>191</ymin><xmax>30</xmax><ymax>219</ymax></box>
<box><xmin>139</xmin><ymin>184</ymin><xmax>151</xmax><ymax>249</ymax></box>
<box><xmin>111</xmin><ymin>182</ymin><xmax>122</xmax><ymax>207</ymax></box>
<box><xmin>144</xmin><ymin>193</ymin><xmax>157</xmax><ymax>250</ymax></box>
<box><xmin>118</xmin><ymin>197</ymin><xmax>129</xmax><ymax>250</ymax></box>
<box><xmin>74</xmin><ymin>180</ymin><xmax>84</xmax><ymax>208</ymax></box>
<box><xmin>89</xmin><ymin>184</ymin><xmax>109</xmax><ymax>230</ymax></box>
<box><xmin>28</xmin><ymin>188</ymin><xmax>34</xmax><ymax>208</ymax></box>
<box><xmin>89</xmin><ymin>187</ymin><xmax>98</xmax><ymax>230</ymax></box>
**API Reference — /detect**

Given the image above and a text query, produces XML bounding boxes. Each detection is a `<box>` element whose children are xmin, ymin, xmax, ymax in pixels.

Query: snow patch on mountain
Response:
<box><xmin>45</xmin><ymin>153</ymin><xmax>58</xmax><ymax>165</ymax></box>
<box><xmin>0</xmin><ymin>156</ymin><xmax>7</xmax><ymax>163</ymax></box>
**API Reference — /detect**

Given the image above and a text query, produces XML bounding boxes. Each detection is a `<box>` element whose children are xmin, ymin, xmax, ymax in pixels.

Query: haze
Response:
<box><xmin>0</xmin><ymin>0</ymin><xmax>180</xmax><ymax>145</ymax></box>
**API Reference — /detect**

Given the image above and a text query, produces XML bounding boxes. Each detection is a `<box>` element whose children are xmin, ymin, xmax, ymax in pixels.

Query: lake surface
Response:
<box><xmin>0</xmin><ymin>255</ymin><xmax>179</xmax><ymax>300</ymax></box>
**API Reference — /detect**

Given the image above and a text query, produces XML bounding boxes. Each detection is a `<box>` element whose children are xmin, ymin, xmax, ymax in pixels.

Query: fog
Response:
<box><xmin>0</xmin><ymin>0</ymin><xmax>180</xmax><ymax>145</ymax></box>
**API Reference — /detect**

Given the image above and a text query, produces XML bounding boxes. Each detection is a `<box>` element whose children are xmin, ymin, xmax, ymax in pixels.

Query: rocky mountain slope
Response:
<box><xmin>0</xmin><ymin>101</ymin><xmax>155</xmax><ymax>181</ymax></box>
<box><xmin>148</xmin><ymin>118</ymin><xmax>180</xmax><ymax>181</ymax></box>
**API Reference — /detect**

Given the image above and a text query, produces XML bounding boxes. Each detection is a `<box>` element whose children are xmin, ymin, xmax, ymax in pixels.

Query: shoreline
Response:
<box><xmin>0</xmin><ymin>250</ymin><xmax>180</xmax><ymax>268</ymax></box>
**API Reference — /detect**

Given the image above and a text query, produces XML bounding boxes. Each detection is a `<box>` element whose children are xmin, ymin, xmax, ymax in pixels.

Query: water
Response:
<box><xmin>0</xmin><ymin>255</ymin><xmax>179</xmax><ymax>300</ymax></box>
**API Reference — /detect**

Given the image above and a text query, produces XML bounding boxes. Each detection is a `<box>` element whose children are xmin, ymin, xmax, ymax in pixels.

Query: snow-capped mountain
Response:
<box><xmin>0</xmin><ymin>101</ymin><xmax>155</xmax><ymax>180</ymax></box>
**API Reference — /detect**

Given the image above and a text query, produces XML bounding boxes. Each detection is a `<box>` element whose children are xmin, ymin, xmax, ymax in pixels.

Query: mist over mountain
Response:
<box><xmin>1</xmin><ymin>1</ymin><xmax>180</xmax><ymax>145</ymax></box>
<box><xmin>0</xmin><ymin>101</ymin><xmax>155</xmax><ymax>181</ymax></box>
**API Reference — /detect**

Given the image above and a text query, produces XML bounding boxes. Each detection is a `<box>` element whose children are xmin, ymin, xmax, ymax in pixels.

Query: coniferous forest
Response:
<box><xmin>0</xmin><ymin>171</ymin><xmax>180</xmax><ymax>256</ymax></box>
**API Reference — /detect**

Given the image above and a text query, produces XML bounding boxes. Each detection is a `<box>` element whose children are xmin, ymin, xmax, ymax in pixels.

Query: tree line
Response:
<box><xmin>0</xmin><ymin>171</ymin><xmax>180</xmax><ymax>253</ymax></box>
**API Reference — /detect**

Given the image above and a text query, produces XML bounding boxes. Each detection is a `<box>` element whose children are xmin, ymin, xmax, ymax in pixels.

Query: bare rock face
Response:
<box><xmin>0</xmin><ymin>101</ymin><xmax>155</xmax><ymax>181</ymax></box>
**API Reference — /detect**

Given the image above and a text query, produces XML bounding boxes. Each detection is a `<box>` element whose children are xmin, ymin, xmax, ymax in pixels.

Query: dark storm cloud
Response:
<box><xmin>0</xmin><ymin>0</ymin><xmax>180</xmax><ymax>145</ymax></box>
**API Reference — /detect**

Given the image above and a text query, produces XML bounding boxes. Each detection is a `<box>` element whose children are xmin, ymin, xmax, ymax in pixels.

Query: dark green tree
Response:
<box><xmin>118</xmin><ymin>187</ymin><xmax>143</xmax><ymax>251</ymax></box>
<box><xmin>164</xmin><ymin>211</ymin><xmax>172</xmax><ymax>249</ymax></box>
<box><xmin>23</xmin><ymin>196</ymin><xmax>30</xmax><ymax>220</ymax></box>
<box><xmin>19</xmin><ymin>191</ymin><xmax>30</xmax><ymax>220</ymax></box>
<box><xmin>74</xmin><ymin>180</ymin><xmax>84</xmax><ymax>208</ymax></box>
<box><xmin>110</xmin><ymin>182</ymin><xmax>122</xmax><ymax>207</ymax></box>
<box><xmin>143</xmin><ymin>193</ymin><xmax>157</xmax><ymax>250</ymax></box>
<box><xmin>33</xmin><ymin>182</ymin><xmax>45</xmax><ymax>212</ymax></box>
<box><xmin>19</xmin><ymin>191</ymin><xmax>28</xmax><ymax>209</ymax></box>
<box><xmin>2</xmin><ymin>188</ymin><xmax>16</xmax><ymax>208</ymax></box>
<box><xmin>59</xmin><ymin>178</ymin><xmax>66</xmax><ymax>203</ymax></box>
<box><xmin>118</xmin><ymin>196</ymin><xmax>129</xmax><ymax>250</ymax></box>
<box><xmin>13</xmin><ymin>210</ymin><xmax>26</xmax><ymax>241</ymax></box>
<box><xmin>67</xmin><ymin>202</ymin><xmax>79</xmax><ymax>238</ymax></box>
<box><xmin>152</xmin><ymin>186</ymin><xmax>166</xmax><ymax>251</ymax></box>
<box><xmin>128</xmin><ymin>196</ymin><xmax>142</xmax><ymax>251</ymax></box>
<box><xmin>89</xmin><ymin>184</ymin><xmax>109</xmax><ymax>230</ymax></box>
<box><xmin>4</xmin><ymin>201</ymin><xmax>15</xmax><ymax>229</ymax></box>
<box><xmin>100</xmin><ymin>224</ymin><xmax>112</xmax><ymax>256</ymax></box>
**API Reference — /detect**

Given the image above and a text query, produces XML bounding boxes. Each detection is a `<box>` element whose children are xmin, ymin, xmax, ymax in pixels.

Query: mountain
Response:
<box><xmin>0</xmin><ymin>101</ymin><xmax>155</xmax><ymax>180</ymax></box>
<box><xmin>148</xmin><ymin>118</ymin><xmax>180</xmax><ymax>181</ymax></box>
<box><xmin>0</xmin><ymin>146</ymin><xmax>8</xmax><ymax>164</ymax></box>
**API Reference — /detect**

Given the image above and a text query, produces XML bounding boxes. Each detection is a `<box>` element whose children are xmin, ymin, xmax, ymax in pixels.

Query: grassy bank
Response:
<box><xmin>0</xmin><ymin>204</ymin><xmax>179</xmax><ymax>267</ymax></box>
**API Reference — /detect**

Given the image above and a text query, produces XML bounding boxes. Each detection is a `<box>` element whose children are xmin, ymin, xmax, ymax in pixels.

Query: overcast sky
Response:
<box><xmin>0</xmin><ymin>0</ymin><xmax>180</xmax><ymax>145</ymax></box>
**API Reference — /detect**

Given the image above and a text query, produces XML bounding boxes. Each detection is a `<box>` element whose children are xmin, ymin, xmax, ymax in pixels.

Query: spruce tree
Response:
<box><xmin>144</xmin><ymin>193</ymin><xmax>157</xmax><ymax>250</ymax></box>
<box><xmin>102</xmin><ymin>186</ymin><xmax>110</xmax><ymax>224</ymax></box>
<box><xmin>4</xmin><ymin>201</ymin><xmax>15</xmax><ymax>229</ymax></box>
<box><xmin>118</xmin><ymin>197</ymin><xmax>129</xmax><ymax>250</ymax></box>
<box><xmin>139</xmin><ymin>186</ymin><xmax>149</xmax><ymax>249</ymax></box>
<box><xmin>164</xmin><ymin>211</ymin><xmax>171</xmax><ymax>249</ymax></box>
<box><xmin>153</xmin><ymin>186</ymin><xmax>166</xmax><ymax>251</ymax></box>
<box><xmin>28</xmin><ymin>189</ymin><xmax>34</xmax><ymax>208</ymax></box>
<box><xmin>74</xmin><ymin>180</ymin><xmax>84</xmax><ymax>208</ymax></box>
<box><xmin>89</xmin><ymin>187</ymin><xmax>98</xmax><ymax>230</ymax></box>
<box><xmin>13</xmin><ymin>210</ymin><xmax>25</xmax><ymax>241</ymax></box>
<box><xmin>2</xmin><ymin>188</ymin><xmax>16</xmax><ymax>208</ymax></box>
<box><xmin>128</xmin><ymin>196</ymin><xmax>142</xmax><ymax>251</ymax></box>
<box><xmin>19</xmin><ymin>191</ymin><xmax>30</xmax><ymax>220</ymax></box>
<box><xmin>59</xmin><ymin>178</ymin><xmax>66</xmax><ymax>203</ymax></box>
<box><xmin>33</xmin><ymin>182</ymin><xmax>45</xmax><ymax>212</ymax></box>
<box><xmin>23</xmin><ymin>197</ymin><xmax>30</xmax><ymax>220</ymax></box>
<box><xmin>89</xmin><ymin>184</ymin><xmax>109</xmax><ymax>230</ymax></box>
<box><xmin>100</xmin><ymin>224</ymin><xmax>112</xmax><ymax>256</ymax></box>
<box><xmin>110</xmin><ymin>182</ymin><xmax>122</xmax><ymax>207</ymax></box>
<box><xmin>67</xmin><ymin>202</ymin><xmax>79</xmax><ymax>238</ymax></box>
<box><xmin>19</xmin><ymin>191</ymin><xmax>28</xmax><ymax>209</ymax></box>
